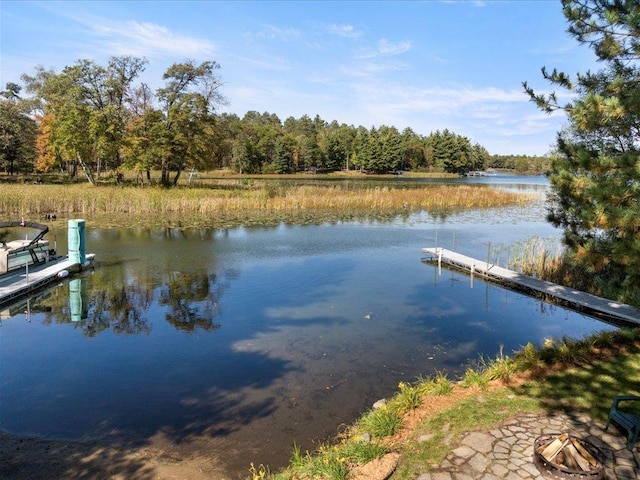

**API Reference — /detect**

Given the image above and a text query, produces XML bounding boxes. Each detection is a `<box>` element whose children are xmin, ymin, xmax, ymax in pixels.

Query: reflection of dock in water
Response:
<box><xmin>422</xmin><ymin>247</ymin><xmax>640</xmax><ymax>326</ymax></box>
<box><xmin>69</xmin><ymin>277</ymin><xmax>88</xmax><ymax>322</ymax></box>
<box><xmin>0</xmin><ymin>289</ymin><xmax>53</xmax><ymax>320</ymax></box>
<box><xmin>0</xmin><ymin>276</ymin><xmax>89</xmax><ymax>322</ymax></box>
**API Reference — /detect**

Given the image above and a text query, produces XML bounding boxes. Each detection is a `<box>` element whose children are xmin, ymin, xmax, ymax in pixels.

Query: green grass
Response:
<box><xmin>460</xmin><ymin>367</ymin><xmax>489</xmax><ymax>389</ymax></box>
<box><xmin>357</xmin><ymin>405</ymin><xmax>403</xmax><ymax>438</ymax></box>
<box><xmin>252</xmin><ymin>329</ymin><xmax>640</xmax><ymax>480</ymax></box>
<box><xmin>516</xmin><ymin>347</ymin><xmax>640</xmax><ymax>417</ymax></box>
<box><xmin>283</xmin><ymin>440</ymin><xmax>386</xmax><ymax>480</ymax></box>
<box><xmin>418</xmin><ymin>371</ymin><xmax>453</xmax><ymax>396</ymax></box>
<box><xmin>394</xmin><ymin>390</ymin><xmax>541</xmax><ymax>479</ymax></box>
<box><xmin>481</xmin><ymin>346</ymin><xmax>519</xmax><ymax>382</ymax></box>
<box><xmin>391</xmin><ymin>381</ymin><xmax>423</xmax><ymax>412</ymax></box>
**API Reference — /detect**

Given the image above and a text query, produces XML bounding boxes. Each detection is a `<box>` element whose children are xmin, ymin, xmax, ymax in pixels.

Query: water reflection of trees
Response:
<box><xmin>159</xmin><ymin>272</ymin><xmax>226</xmax><ymax>332</ymax></box>
<box><xmin>86</xmin><ymin>282</ymin><xmax>154</xmax><ymax>336</ymax></box>
<box><xmin>36</xmin><ymin>270</ymin><xmax>229</xmax><ymax>336</ymax></box>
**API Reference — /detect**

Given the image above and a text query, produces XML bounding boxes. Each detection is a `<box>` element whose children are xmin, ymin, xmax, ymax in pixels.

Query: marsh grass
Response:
<box><xmin>0</xmin><ymin>183</ymin><xmax>535</xmax><ymax>228</ymax></box>
<box><xmin>505</xmin><ymin>237</ymin><xmax>640</xmax><ymax>308</ymax></box>
<box><xmin>507</xmin><ymin>237</ymin><xmax>565</xmax><ymax>278</ymax></box>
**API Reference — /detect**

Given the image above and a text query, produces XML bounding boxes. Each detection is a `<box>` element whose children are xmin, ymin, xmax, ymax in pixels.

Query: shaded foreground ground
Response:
<box><xmin>0</xmin><ymin>430</ymin><xmax>221</xmax><ymax>480</ymax></box>
<box><xmin>3</xmin><ymin>339</ymin><xmax>640</xmax><ymax>480</ymax></box>
<box><xmin>3</xmin><ymin>390</ymin><xmax>639</xmax><ymax>480</ymax></box>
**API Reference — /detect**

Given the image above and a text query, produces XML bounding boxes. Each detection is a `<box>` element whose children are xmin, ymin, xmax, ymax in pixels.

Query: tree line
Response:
<box><xmin>1</xmin><ymin>56</ymin><xmax>549</xmax><ymax>185</ymax></box>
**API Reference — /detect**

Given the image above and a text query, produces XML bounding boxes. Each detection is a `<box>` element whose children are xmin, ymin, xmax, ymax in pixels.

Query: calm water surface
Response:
<box><xmin>0</xmin><ymin>175</ymin><xmax>617</xmax><ymax>477</ymax></box>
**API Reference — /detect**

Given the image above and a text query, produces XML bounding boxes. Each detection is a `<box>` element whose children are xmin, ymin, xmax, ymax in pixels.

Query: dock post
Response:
<box><xmin>68</xmin><ymin>219</ymin><xmax>86</xmax><ymax>264</ymax></box>
<box><xmin>487</xmin><ymin>242</ymin><xmax>491</xmax><ymax>269</ymax></box>
<box><xmin>470</xmin><ymin>263</ymin><xmax>474</xmax><ymax>288</ymax></box>
<box><xmin>438</xmin><ymin>251</ymin><xmax>442</xmax><ymax>275</ymax></box>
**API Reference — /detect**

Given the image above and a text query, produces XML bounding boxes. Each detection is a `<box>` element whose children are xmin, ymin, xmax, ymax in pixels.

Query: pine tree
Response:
<box><xmin>524</xmin><ymin>0</ymin><xmax>640</xmax><ymax>302</ymax></box>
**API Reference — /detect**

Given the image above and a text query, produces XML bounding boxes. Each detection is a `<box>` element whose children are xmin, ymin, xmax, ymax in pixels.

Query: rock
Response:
<box><xmin>373</xmin><ymin>399</ymin><xmax>387</xmax><ymax>409</ymax></box>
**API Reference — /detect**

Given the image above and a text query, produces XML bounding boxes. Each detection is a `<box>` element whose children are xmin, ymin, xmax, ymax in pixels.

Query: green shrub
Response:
<box><xmin>358</xmin><ymin>406</ymin><xmax>402</xmax><ymax>438</ymax></box>
<box><xmin>461</xmin><ymin>367</ymin><xmax>489</xmax><ymax>389</ymax></box>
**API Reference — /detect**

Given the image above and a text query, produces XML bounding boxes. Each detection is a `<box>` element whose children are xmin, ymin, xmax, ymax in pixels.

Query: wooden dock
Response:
<box><xmin>0</xmin><ymin>254</ymin><xmax>94</xmax><ymax>307</ymax></box>
<box><xmin>422</xmin><ymin>247</ymin><xmax>640</xmax><ymax>326</ymax></box>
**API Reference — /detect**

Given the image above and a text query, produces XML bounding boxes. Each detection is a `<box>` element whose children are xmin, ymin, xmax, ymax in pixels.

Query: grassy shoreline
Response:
<box><xmin>252</xmin><ymin>328</ymin><xmax>640</xmax><ymax>480</ymax></box>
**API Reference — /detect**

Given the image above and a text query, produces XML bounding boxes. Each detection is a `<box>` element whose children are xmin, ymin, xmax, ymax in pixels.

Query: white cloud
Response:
<box><xmin>377</xmin><ymin>38</ymin><xmax>411</xmax><ymax>56</ymax></box>
<box><xmin>355</xmin><ymin>84</ymin><xmax>527</xmax><ymax>116</ymax></box>
<box><xmin>354</xmin><ymin>38</ymin><xmax>412</xmax><ymax>60</ymax></box>
<box><xmin>339</xmin><ymin>60</ymin><xmax>409</xmax><ymax>78</ymax></box>
<box><xmin>227</xmin><ymin>53</ymin><xmax>292</xmax><ymax>72</ymax></box>
<box><xmin>92</xmin><ymin>20</ymin><xmax>216</xmax><ymax>58</ymax></box>
<box><xmin>253</xmin><ymin>25</ymin><xmax>301</xmax><ymax>42</ymax></box>
<box><xmin>326</xmin><ymin>24</ymin><xmax>362</xmax><ymax>39</ymax></box>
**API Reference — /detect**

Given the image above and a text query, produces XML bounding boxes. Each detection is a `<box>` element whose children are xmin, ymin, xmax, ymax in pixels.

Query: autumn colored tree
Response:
<box><xmin>22</xmin><ymin>56</ymin><xmax>146</xmax><ymax>183</ymax></box>
<box><xmin>34</xmin><ymin>113</ymin><xmax>58</xmax><ymax>172</ymax></box>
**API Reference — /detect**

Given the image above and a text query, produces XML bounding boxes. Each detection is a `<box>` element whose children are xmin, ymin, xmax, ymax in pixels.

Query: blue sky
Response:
<box><xmin>1</xmin><ymin>1</ymin><xmax>599</xmax><ymax>156</ymax></box>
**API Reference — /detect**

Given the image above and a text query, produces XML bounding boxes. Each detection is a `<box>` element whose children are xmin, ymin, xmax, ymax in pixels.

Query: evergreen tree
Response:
<box><xmin>524</xmin><ymin>0</ymin><xmax>640</xmax><ymax>302</ymax></box>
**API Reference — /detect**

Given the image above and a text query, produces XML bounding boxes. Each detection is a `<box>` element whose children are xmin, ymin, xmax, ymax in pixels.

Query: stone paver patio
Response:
<box><xmin>415</xmin><ymin>411</ymin><xmax>639</xmax><ymax>480</ymax></box>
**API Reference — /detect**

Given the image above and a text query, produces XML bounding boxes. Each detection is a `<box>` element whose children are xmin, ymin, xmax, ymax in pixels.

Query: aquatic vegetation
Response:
<box><xmin>0</xmin><ymin>182</ymin><xmax>535</xmax><ymax>228</ymax></box>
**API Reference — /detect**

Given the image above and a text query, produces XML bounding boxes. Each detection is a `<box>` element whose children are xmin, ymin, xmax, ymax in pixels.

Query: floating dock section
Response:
<box><xmin>0</xmin><ymin>219</ymin><xmax>95</xmax><ymax>307</ymax></box>
<box><xmin>422</xmin><ymin>247</ymin><xmax>640</xmax><ymax>326</ymax></box>
<box><xmin>0</xmin><ymin>255</ymin><xmax>94</xmax><ymax>307</ymax></box>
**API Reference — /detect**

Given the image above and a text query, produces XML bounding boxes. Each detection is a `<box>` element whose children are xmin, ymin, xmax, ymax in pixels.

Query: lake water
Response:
<box><xmin>0</xmin><ymin>175</ymin><xmax>618</xmax><ymax>477</ymax></box>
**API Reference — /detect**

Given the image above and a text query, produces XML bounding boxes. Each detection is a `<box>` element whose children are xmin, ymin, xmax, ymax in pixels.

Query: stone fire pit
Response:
<box><xmin>533</xmin><ymin>434</ymin><xmax>605</xmax><ymax>480</ymax></box>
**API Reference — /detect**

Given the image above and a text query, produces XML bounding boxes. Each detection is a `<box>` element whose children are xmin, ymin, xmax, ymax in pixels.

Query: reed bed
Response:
<box><xmin>507</xmin><ymin>237</ymin><xmax>565</xmax><ymax>278</ymax></box>
<box><xmin>0</xmin><ymin>183</ymin><xmax>535</xmax><ymax>228</ymax></box>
